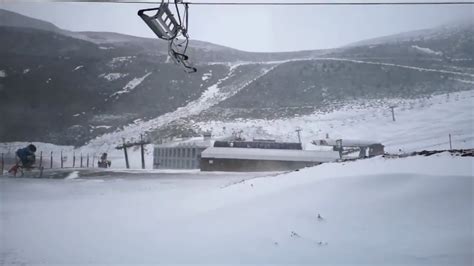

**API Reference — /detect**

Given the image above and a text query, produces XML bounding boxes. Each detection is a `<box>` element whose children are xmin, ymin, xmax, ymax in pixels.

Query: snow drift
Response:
<box><xmin>1</xmin><ymin>153</ymin><xmax>472</xmax><ymax>264</ymax></box>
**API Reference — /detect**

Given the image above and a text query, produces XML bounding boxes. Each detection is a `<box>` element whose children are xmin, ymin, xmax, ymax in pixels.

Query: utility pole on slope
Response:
<box><xmin>390</xmin><ymin>106</ymin><xmax>396</xmax><ymax>122</ymax></box>
<box><xmin>116</xmin><ymin>136</ymin><xmax>150</xmax><ymax>169</ymax></box>
<box><xmin>295</xmin><ymin>128</ymin><xmax>302</xmax><ymax>144</ymax></box>
<box><xmin>449</xmin><ymin>134</ymin><xmax>453</xmax><ymax>150</ymax></box>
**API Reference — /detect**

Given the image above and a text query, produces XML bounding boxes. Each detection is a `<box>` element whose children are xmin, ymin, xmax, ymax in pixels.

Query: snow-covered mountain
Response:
<box><xmin>0</xmin><ymin>9</ymin><xmax>472</xmax><ymax>148</ymax></box>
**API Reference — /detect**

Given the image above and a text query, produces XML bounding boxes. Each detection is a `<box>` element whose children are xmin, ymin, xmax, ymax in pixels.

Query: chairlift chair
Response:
<box><xmin>138</xmin><ymin>1</ymin><xmax>197</xmax><ymax>73</ymax></box>
<box><xmin>138</xmin><ymin>4</ymin><xmax>180</xmax><ymax>41</ymax></box>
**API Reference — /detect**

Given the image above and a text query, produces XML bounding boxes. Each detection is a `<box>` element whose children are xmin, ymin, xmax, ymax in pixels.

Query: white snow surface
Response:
<box><xmin>0</xmin><ymin>154</ymin><xmax>472</xmax><ymax>264</ymax></box>
<box><xmin>106</xmin><ymin>56</ymin><xmax>135</xmax><ymax>68</ymax></box>
<box><xmin>90</xmin><ymin>125</ymin><xmax>112</xmax><ymax>129</ymax></box>
<box><xmin>73</xmin><ymin>65</ymin><xmax>84</xmax><ymax>71</ymax></box>
<box><xmin>202</xmin><ymin>70</ymin><xmax>212</xmax><ymax>81</ymax></box>
<box><xmin>64</xmin><ymin>170</ymin><xmax>79</xmax><ymax>180</ymax></box>
<box><xmin>411</xmin><ymin>45</ymin><xmax>443</xmax><ymax>56</ymax></box>
<box><xmin>109</xmin><ymin>72</ymin><xmax>152</xmax><ymax>98</ymax></box>
<box><xmin>99</xmin><ymin>72</ymin><xmax>129</xmax><ymax>81</ymax></box>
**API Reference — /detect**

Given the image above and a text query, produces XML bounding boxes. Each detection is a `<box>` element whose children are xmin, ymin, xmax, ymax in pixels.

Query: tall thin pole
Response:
<box><xmin>449</xmin><ymin>134</ymin><xmax>452</xmax><ymax>150</ymax></box>
<box><xmin>39</xmin><ymin>151</ymin><xmax>43</xmax><ymax>168</ymax></box>
<box><xmin>87</xmin><ymin>154</ymin><xmax>90</xmax><ymax>168</ymax></box>
<box><xmin>80</xmin><ymin>153</ymin><xmax>83</xmax><ymax>168</ymax></box>
<box><xmin>336</xmin><ymin>139</ymin><xmax>343</xmax><ymax>160</ymax></box>
<box><xmin>295</xmin><ymin>129</ymin><xmax>302</xmax><ymax>144</ymax></box>
<box><xmin>123</xmin><ymin>138</ymin><xmax>130</xmax><ymax>169</ymax></box>
<box><xmin>61</xmin><ymin>151</ymin><xmax>64</xmax><ymax>168</ymax></box>
<box><xmin>390</xmin><ymin>106</ymin><xmax>396</xmax><ymax>122</ymax></box>
<box><xmin>73</xmin><ymin>152</ymin><xmax>76</xmax><ymax>168</ymax></box>
<box><xmin>50</xmin><ymin>151</ymin><xmax>53</xmax><ymax>169</ymax></box>
<box><xmin>140</xmin><ymin>134</ymin><xmax>145</xmax><ymax>169</ymax></box>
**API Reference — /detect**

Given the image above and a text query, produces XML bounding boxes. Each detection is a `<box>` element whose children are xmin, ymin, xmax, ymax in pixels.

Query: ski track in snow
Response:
<box><xmin>210</xmin><ymin>57</ymin><xmax>474</xmax><ymax>78</ymax></box>
<box><xmin>320</xmin><ymin>57</ymin><xmax>474</xmax><ymax>78</ymax></box>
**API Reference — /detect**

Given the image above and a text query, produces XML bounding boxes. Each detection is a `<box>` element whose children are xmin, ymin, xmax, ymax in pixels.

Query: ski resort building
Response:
<box><xmin>153</xmin><ymin>136</ymin><xmax>214</xmax><ymax>169</ymax></box>
<box><xmin>200</xmin><ymin>147</ymin><xmax>339</xmax><ymax>172</ymax></box>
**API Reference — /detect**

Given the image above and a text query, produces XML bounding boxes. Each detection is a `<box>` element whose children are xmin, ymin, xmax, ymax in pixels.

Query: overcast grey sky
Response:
<box><xmin>1</xmin><ymin>0</ymin><xmax>473</xmax><ymax>52</ymax></box>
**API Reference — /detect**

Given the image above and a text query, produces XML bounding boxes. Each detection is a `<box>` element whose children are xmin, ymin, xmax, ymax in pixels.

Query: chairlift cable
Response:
<box><xmin>182</xmin><ymin>1</ymin><xmax>474</xmax><ymax>5</ymax></box>
<box><xmin>47</xmin><ymin>1</ymin><xmax>474</xmax><ymax>5</ymax></box>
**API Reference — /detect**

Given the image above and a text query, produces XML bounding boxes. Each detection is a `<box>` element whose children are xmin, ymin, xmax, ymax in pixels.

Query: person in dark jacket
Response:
<box><xmin>8</xmin><ymin>144</ymin><xmax>37</xmax><ymax>175</ymax></box>
<box><xmin>16</xmin><ymin>144</ymin><xmax>37</xmax><ymax>167</ymax></box>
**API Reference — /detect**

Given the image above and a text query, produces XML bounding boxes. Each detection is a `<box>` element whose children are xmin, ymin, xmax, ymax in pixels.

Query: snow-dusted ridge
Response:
<box><xmin>86</xmin><ymin>56</ymin><xmax>474</xmax><ymax>150</ymax></box>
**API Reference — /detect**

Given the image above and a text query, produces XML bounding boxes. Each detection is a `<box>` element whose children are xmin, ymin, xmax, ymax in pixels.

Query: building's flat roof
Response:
<box><xmin>314</xmin><ymin>139</ymin><xmax>383</xmax><ymax>147</ymax></box>
<box><xmin>155</xmin><ymin>137</ymin><xmax>214</xmax><ymax>148</ymax></box>
<box><xmin>201</xmin><ymin>147</ymin><xmax>340</xmax><ymax>163</ymax></box>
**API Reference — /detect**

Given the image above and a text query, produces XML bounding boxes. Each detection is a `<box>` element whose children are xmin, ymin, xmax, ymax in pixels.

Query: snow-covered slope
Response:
<box><xmin>197</xmin><ymin>89</ymin><xmax>474</xmax><ymax>153</ymax></box>
<box><xmin>82</xmin><ymin>62</ymin><xmax>280</xmax><ymax>151</ymax></box>
<box><xmin>1</xmin><ymin>153</ymin><xmax>472</xmax><ymax>264</ymax></box>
